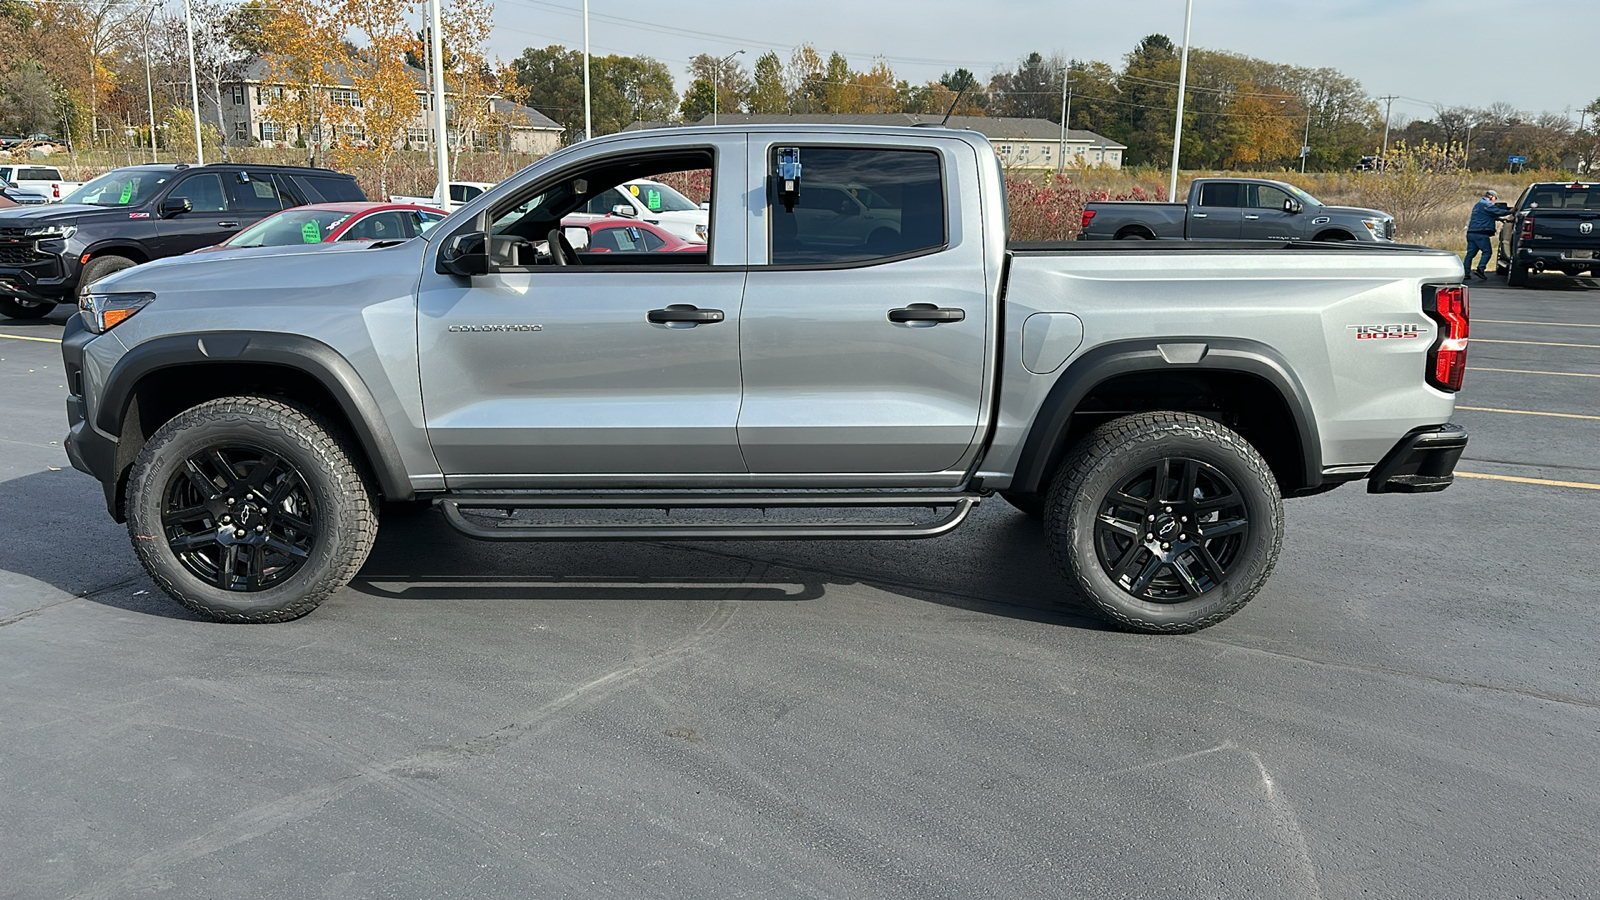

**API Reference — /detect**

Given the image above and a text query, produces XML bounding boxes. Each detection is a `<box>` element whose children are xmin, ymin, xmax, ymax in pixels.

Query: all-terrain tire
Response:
<box><xmin>76</xmin><ymin>254</ymin><xmax>136</xmax><ymax>299</ymax></box>
<box><xmin>125</xmin><ymin>396</ymin><xmax>376</xmax><ymax>622</ymax></box>
<box><xmin>0</xmin><ymin>296</ymin><xmax>54</xmax><ymax>319</ymax></box>
<box><xmin>1042</xmin><ymin>411</ymin><xmax>1283</xmax><ymax>633</ymax></box>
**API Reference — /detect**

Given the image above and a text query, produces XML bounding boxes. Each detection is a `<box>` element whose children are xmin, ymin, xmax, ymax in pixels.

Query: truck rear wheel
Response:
<box><xmin>1043</xmin><ymin>412</ymin><xmax>1283</xmax><ymax>633</ymax></box>
<box><xmin>0</xmin><ymin>297</ymin><xmax>54</xmax><ymax>319</ymax></box>
<box><xmin>125</xmin><ymin>396</ymin><xmax>376</xmax><ymax>623</ymax></box>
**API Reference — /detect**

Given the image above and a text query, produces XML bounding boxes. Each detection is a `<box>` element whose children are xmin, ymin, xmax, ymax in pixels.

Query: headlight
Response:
<box><xmin>79</xmin><ymin>291</ymin><xmax>154</xmax><ymax>333</ymax></box>
<box><xmin>1362</xmin><ymin>219</ymin><xmax>1392</xmax><ymax>241</ymax></box>
<box><xmin>25</xmin><ymin>224</ymin><xmax>76</xmax><ymax>239</ymax></box>
<box><xmin>694</xmin><ymin>223</ymin><xmax>708</xmax><ymax>241</ymax></box>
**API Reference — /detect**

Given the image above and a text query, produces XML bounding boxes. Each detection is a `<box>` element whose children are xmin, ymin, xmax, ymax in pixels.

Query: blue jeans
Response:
<box><xmin>1464</xmin><ymin>233</ymin><xmax>1493</xmax><ymax>273</ymax></box>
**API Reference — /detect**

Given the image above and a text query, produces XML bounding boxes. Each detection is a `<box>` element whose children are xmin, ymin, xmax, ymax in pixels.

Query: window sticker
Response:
<box><xmin>646</xmin><ymin>189</ymin><xmax>661</xmax><ymax>211</ymax></box>
<box><xmin>253</xmin><ymin>181</ymin><xmax>276</xmax><ymax>198</ymax></box>
<box><xmin>301</xmin><ymin>221</ymin><xmax>322</xmax><ymax>243</ymax></box>
<box><xmin>119</xmin><ymin>183</ymin><xmax>134</xmax><ymax>204</ymax></box>
<box><xmin>628</xmin><ymin>184</ymin><xmax>640</xmax><ymax>196</ymax></box>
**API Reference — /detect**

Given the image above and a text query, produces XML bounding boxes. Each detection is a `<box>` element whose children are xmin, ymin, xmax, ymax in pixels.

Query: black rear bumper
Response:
<box><xmin>1367</xmin><ymin>424</ymin><xmax>1468</xmax><ymax>494</ymax></box>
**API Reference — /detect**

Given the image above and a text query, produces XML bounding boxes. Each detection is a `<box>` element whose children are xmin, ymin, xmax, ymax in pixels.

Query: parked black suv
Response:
<box><xmin>0</xmin><ymin>163</ymin><xmax>364</xmax><ymax>319</ymax></box>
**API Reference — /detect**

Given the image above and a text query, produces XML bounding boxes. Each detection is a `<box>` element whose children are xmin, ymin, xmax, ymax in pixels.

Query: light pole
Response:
<box><xmin>712</xmin><ymin>50</ymin><xmax>744</xmax><ymax>125</ymax></box>
<box><xmin>428</xmin><ymin>0</ymin><xmax>450</xmax><ymax>210</ymax></box>
<box><xmin>1167</xmin><ymin>0</ymin><xmax>1193</xmax><ymax>201</ymax></box>
<box><xmin>582</xmin><ymin>0</ymin><xmax>591</xmax><ymax>141</ymax></box>
<box><xmin>1057</xmin><ymin>72</ymin><xmax>1072</xmax><ymax>174</ymax></box>
<box><xmin>141</xmin><ymin>3</ymin><xmax>157</xmax><ymax>162</ymax></box>
<box><xmin>182</xmin><ymin>0</ymin><xmax>204</xmax><ymax>164</ymax></box>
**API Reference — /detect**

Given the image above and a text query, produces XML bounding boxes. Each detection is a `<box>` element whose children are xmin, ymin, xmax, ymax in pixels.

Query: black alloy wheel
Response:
<box><xmin>161</xmin><ymin>444</ymin><xmax>318</xmax><ymax>592</ymax></box>
<box><xmin>1044</xmin><ymin>412</ymin><xmax>1283</xmax><ymax>633</ymax></box>
<box><xmin>1092</xmin><ymin>457</ymin><xmax>1248</xmax><ymax>602</ymax></box>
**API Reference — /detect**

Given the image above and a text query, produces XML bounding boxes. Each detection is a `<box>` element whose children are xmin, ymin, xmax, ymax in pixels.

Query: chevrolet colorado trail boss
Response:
<box><xmin>1080</xmin><ymin>177</ymin><xmax>1395</xmax><ymax>243</ymax></box>
<box><xmin>61</xmin><ymin>125</ymin><xmax>1470</xmax><ymax>632</ymax></box>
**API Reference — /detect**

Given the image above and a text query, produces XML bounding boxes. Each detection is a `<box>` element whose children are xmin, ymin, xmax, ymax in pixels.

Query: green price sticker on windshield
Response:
<box><xmin>301</xmin><ymin>221</ymin><xmax>321</xmax><ymax>243</ymax></box>
<box><xmin>646</xmin><ymin>189</ymin><xmax>661</xmax><ymax>211</ymax></box>
<box><xmin>119</xmin><ymin>183</ymin><xmax>133</xmax><ymax>204</ymax></box>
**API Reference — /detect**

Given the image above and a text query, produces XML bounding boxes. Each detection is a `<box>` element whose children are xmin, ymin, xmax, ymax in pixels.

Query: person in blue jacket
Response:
<box><xmin>1464</xmin><ymin>189</ymin><xmax>1511</xmax><ymax>280</ymax></box>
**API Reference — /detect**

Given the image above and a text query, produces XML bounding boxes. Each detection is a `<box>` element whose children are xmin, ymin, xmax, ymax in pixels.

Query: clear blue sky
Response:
<box><xmin>481</xmin><ymin>0</ymin><xmax>1596</xmax><ymax>123</ymax></box>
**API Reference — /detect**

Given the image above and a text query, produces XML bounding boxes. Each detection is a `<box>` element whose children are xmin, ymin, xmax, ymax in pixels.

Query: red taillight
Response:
<box><xmin>53</xmin><ymin>183</ymin><xmax>61</xmax><ymax>198</ymax></box>
<box><xmin>1423</xmin><ymin>284</ymin><xmax>1469</xmax><ymax>392</ymax></box>
<box><xmin>1081</xmin><ymin>209</ymin><xmax>1097</xmax><ymax>230</ymax></box>
<box><xmin>1520</xmin><ymin>217</ymin><xmax>1535</xmax><ymax>240</ymax></box>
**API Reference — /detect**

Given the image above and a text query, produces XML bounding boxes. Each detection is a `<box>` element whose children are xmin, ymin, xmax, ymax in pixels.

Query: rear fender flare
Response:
<box><xmin>97</xmin><ymin>331</ymin><xmax>410</xmax><ymax>500</ymax></box>
<box><xmin>1009</xmin><ymin>337</ymin><xmax>1321</xmax><ymax>495</ymax></box>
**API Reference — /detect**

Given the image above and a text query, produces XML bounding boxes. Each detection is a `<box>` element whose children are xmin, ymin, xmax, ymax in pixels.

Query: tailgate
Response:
<box><xmin>1531</xmin><ymin>211</ymin><xmax>1600</xmax><ymax>251</ymax></box>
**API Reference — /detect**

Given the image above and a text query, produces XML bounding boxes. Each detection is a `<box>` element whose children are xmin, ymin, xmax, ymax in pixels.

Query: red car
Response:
<box><xmin>195</xmin><ymin>202</ymin><xmax>448</xmax><ymax>253</ymax></box>
<box><xmin>560</xmin><ymin>215</ymin><xmax>702</xmax><ymax>253</ymax></box>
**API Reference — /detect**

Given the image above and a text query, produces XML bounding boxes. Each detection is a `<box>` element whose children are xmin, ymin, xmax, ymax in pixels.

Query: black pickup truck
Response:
<box><xmin>0</xmin><ymin>163</ymin><xmax>364</xmax><ymax>319</ymax></box>
<box><xmin>1495</xmin><ymin>181</ymin><xmax>1600</xmax><ymax>286</ymax></box>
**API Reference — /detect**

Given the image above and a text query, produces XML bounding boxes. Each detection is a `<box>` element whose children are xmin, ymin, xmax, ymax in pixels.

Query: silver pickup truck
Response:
<box><xmin>60</xmin><ymin>125</ymin><xmax>1470</xmax><ymax>633</ymax></box>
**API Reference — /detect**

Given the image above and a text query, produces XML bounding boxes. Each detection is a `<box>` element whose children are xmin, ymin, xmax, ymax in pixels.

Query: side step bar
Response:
<box><xmin>437</xmin><ymin>491</ymin><xmax>983</xmax><ymax>542</ymax></box>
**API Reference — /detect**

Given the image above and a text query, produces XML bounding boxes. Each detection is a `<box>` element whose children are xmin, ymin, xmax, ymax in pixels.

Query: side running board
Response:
<box><xmin>437</xmin><ymin>491</ymin><xmax>982</xmax><ymax>542</ymax></box>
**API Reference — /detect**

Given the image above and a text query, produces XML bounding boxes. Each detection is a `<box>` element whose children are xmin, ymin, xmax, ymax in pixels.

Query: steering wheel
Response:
<box><xmin>547</xmin><ymin>228</ymin><xmax>581</xmax><ymax>266</ymax></box>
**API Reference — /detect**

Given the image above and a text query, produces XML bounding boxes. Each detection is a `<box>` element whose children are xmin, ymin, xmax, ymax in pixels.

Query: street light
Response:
<box><xmin>712</xmin><ymin>50</ymin><xmax>744</xmax><ymax>126</ymax></box>
<box><xmin>181</xmin><ymin>0</ymin><xmax>203</xmax><ymax>164</ymax></box>
<box><xmin>1301</xmin><ymin>108</ymin><xmax>1312</xmax><ymax>173</ymax></box>
<box><xmin>1167</xmin><ymin>0</ymin><xmax>1193</xmax><ymax>202</ymax></box>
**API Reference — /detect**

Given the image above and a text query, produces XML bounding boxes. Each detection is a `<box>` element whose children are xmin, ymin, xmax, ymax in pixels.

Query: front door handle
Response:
<box><xmin>647</xmin><ymin>304</ymin><xmax>724</xmax><ymax>327</ymax></box>
<box><xmin>1192</xmin><ymin>213</ymin><xmax>1207</xmax><ymax>218</ymax></box>
<box><xmin>888</xmin><ymin>304</ymin><xmax>965</xmax><ymax>324</ymax></box>
<box><xmin>217</xmin><ymin>221</ymin><xmax>239</xmax><ymax>228</ymax></box>
<box><xmin>1244</xmin><ymin>214</ymin><xmax>1260</xmax><ymax>220</ymax></box>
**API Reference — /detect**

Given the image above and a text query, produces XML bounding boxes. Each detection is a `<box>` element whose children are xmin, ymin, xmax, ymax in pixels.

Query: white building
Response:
<box><xmin>641</xmin><ymin>113</ymin><xmax>1126</xmax><ymax>170</ymax></box>
<box><xmin>205</xmin><ymin>58</ymin><xmax>564</xmax><ymax>156</ymax></box>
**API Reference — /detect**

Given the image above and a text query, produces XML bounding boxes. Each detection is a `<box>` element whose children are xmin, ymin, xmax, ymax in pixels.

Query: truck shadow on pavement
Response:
<box><xmin>349</xmin><ymin>505</ymin><xmax>1111</xmax><ymax>631</ymax></box>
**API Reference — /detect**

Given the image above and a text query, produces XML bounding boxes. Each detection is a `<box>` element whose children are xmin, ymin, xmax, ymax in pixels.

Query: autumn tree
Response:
<box><xmin>337</xmin><ymin>0</ymin><xmax>420</xmax><ymax>193</ymax></box>
<box><xmin>441</xmin><ymin>0</ymin><xmax>498</xmax><ymax>153</ymax></box>
<box><xmin>45</xmin><ymin>0</ymin><xmax>141</xmax><ymax>146</ymax></box>
<box><xmin>263</xmin><ymin>0</ymin><xmax>345</xmax><ymax>164</ymax></box>
<box><xmin>158</xmin><ymin>0</ymin><xmax>250</xmax><ymax>160</ymax></box>
<box><xmin>748</xmin><ymin>51</ymin><xmax>787</xmax><ymax>114</ymax></box>
<box><xmin>680</xmin><ymin>53</ymin><xmax>749</xmax><ymax>122</ymax></box>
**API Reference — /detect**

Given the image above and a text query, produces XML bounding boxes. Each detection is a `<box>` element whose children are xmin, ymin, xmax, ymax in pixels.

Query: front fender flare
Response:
<box><xmin>1009</xmin><ymin>337</ymin><xmax>1322</xmax><ymax>495</ymax></box>
<box><xmin>97</xmin><ymin>331</ymin><xmax>411</xmax><ymax>500</ymax></box>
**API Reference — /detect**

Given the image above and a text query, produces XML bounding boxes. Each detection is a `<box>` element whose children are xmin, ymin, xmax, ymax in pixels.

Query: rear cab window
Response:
<box><xmin>1198</xmin><ymin>182</ymin><xmax>1243</xmax><ymax>207</ymax></box>
<box><xmin>767</xmin><ymin>146</ymin><xmax>946</xmax><ymax>266</ymax></box>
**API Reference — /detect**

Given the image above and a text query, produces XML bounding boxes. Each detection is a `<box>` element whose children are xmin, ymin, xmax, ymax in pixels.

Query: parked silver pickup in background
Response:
<box><xmin>62</xmin><ymin>124</ymin><xmax>1469</xmax><ymax>633</ymax></box>
<box><xmin>1080</xmin><ymin>176</ymin><xmax>1395</xmax><ymax>242</ymax></box>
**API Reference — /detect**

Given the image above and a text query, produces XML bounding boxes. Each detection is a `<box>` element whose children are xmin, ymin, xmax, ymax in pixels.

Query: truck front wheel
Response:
<box><xmin>125</xmin><ymin>396</ymin><xmax>377</xmax><ymax>622</ymax></box>
<box><xmin>1043</xmin><ymin>412</ymin><xmax>1283</xmax><ymax>633</ymax></box>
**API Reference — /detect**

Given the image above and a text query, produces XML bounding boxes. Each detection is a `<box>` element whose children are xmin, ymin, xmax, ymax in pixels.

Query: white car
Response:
<box><xmin>567</xmin><ymin>179</ymin><xmax>709</xmax><ymax>243</ymax></box>
<box><xmin>389</xmin><ymin>181</ymin><xmax>498</xmax><ymax>208</ymax></box>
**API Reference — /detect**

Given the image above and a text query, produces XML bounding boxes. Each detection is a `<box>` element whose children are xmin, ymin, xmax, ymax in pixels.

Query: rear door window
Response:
<box><xmin>768</xmin><ymin>146</ymin><xmax>945</xmax><ymax>265</ymax></box>
<box><xmin>294</xmin><ymin>174</ymin><xmax>364</xmax><ymax>202</ymax></box>
<box><xmin>227</xmin><ymin>173</ymin><xmax>287</xmax><ymax>212</ymax></box>
<box><xmin>172</xmin><ymin>173</ymin><xmax>230</xmax><ymax>212</ymax></box>
<box><xmin>1198</xmin><ymin>182</ymin><xmax>1243</xmax><ymax>207</ymax></box>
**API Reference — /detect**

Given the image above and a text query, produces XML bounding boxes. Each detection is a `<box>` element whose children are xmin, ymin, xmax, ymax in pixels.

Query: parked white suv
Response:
<box><xmin>568</xmin><ymin>178</ymin><xmax>709</xmax><ymax>243</ymax></box>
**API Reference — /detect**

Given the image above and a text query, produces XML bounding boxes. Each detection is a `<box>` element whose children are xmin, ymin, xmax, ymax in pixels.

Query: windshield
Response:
<box><xmin>628</xmin><ymin>181</ymin><xmax>698</xmax><ymax>212</ymax></box>
<box><xmin>62</xmin><ymin>169</ymin><xmax>174</xmax><ymax>207</ymax></box>
<box><xmin>227</xmin><ymin>209</ymin><xmax>354</xmax><ymax>248</ymax></box>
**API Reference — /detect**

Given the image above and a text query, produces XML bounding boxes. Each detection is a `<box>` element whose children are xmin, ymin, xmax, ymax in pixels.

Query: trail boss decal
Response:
<box><xmin>1349</xmin><ymin>324</ymin><xmax>1424</xmax><ymax>340</ymax></box>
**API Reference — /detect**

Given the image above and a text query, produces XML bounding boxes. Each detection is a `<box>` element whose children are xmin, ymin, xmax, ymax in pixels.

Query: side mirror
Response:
<box><xmin>610</xmin><ymin>204</ymin><xmax>638</xmax><ymax>218</ymax></box>
<box><xmin>1284</xmin><ymin>198</ymin><xmax>1303</xmax><ymax>214</ymax></box>
<box><xmin>161</xmin><ymin>197</ymin><xmax>192</xmax><ymax>217</ymax></box>
<box><xmin>437</xmin><ymin>230</ymin><xmax>490</xmax><ymax>276</ymax></box>
<box><xmin>563</xmin><ymin>226</ymin><xmax>590</xmax><ymax>250</ymax></box>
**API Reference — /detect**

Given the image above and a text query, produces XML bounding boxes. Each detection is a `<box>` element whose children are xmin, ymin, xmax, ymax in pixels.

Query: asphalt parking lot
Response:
<box><xmin>1</xmin><ymin>275</ymin><xmax>1596</xmax><ymax>899</ymax></box>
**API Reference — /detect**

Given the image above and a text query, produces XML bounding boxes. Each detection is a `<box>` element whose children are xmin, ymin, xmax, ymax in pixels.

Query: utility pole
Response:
<box><xmin>1301</xmin><ymin>108</ymin><xmax>1312</xmax><ymax>173</ymax></box>
<box><xmin>1378</xmin><ymin>94</ymin><xmax>1397</xmax><ymax>160</ymax></box>
<box><xmin>1057</xmin><ymin>72</ymin><xmax>1072</xmax><ymax>174</ymax></box>
<box><xmin>1167</xmin><ymin>0</ymin><xmax>1193</xmax><ymax>201</ymax></box>
<box><xmin>182</xmin><ymin>0</ymin><xmax>204</xmax><ymax>164</ymax></box>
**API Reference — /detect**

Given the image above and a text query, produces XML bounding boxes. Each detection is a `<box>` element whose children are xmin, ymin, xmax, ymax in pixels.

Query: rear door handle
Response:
<box><xmin>888</xmin><ymin>304</ymin><xmax>965</xmax><ymax>324</ymax></box>
<box><xmin>1192</xmin><ymin>213</ymin><xmax>1207</xmax><ymax>218</ymax></box>
<box><xmin>217</xmin><ymin>221</ymin><xmax>239</xmax><ymax>228</ymax></box>
<box><xmin>1244</xmin><ymin>214</ymin><xmax>1260</xmax><ymax>220</ymax></box>
<box><xmin>647</xmin><ymin>304</ymin><xmax>724</xmax><ymax>326</ymax></box>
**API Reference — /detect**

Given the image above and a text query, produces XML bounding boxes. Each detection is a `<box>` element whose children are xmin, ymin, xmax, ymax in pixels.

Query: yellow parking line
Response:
<box><xmin>1474</xmin><ymin>339</ymin><xmax>1600</xmax><ymax>349</ymax></box>
<box><xmin>0</xmin><ymin>331</ymin><xmax>61</xmax><ymax>344</ymax></box>
<box><xmin>1457</xmin><ymin>472</ymin><xmax>1600</xmax><ymax>491</ymax></box>
<box><xmin>1477</xmin><ymin>319</ymin><xmax>1600</xmax><ymax>329</ymax></box>
<box><xmin>1468</xmin><ymin>367</ymin><xmax>1600</xmax><ymax>378</ymax></box>
<box><xmin>1457</xmin><ymin>406</ymin><xmax>1600</xmax><ymax>421</ymax></box>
